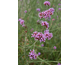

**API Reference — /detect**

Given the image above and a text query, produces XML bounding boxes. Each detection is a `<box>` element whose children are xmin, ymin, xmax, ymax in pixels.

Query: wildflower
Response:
<box><xmin>47</xmin><ymin>33</ymin><xmax>53</xmax><ymax>40</ymax></box>
<box><xmin>38</xmin><ymin>8</ymin><xmax>54</xmax><ymax>20</ymax></box>
<box><xmin>31</xmin><ymin>31</ymin><xmax>38</xmax><ymax>37</ymax></box>
<box><xmin>44</xmin><ymin>1</ymin><xmax>50</xmax><ymax>6</ymax></box>
<box><xmin>58</xmin><ymin>4</ymin><xmax>61</xmax><ymax>6</ymax></box>
<box><xmin>38</xmin><ymin>52</ymin><xmax>41</xmax><ymax>55</ymax></box>
<box><xmin>18</xmin><ymin>18</ymin><xmax>22</xmax><ymax>22</ymax></box>
<box><xmin>29</xmin><ymin>49</ymin><xmax>38</xmax><ymax>60</ymax></box>
<box><xmin>34</xmin><ymin>32</ymin><xmax>46</xmax><ymax>42</ymax></box>
<box><xmin>20</xmin><ymin>20</ymin><xmax>24</xmax><ymax>25</ymax></box>
<box><xmin>44</xmin><ymin>30</ymin><xmax>53</xmax><ymax>40</ymax></box>
<box><xmin>49</xmin><ymin>8</ymin><xmax>54</xmax><ymax>12</ymax></box>
<box><xmin>52</xmin><ymin>19</ymin><xmax>55</xmax><ymax>21</ymax></box>
<box><xmin>31</xmin><ymin>30</ymin><xmax>53</xmax><ymax>42</ymax></box>
<box><xmin>24</xmin><ymin>10</ymin><xmax>27</xmax><ymax>13</ymax></box>
<box><xmin>41</xmin><ymin>44</ymin><xmax>44</xmax><ymax>47</ymax></box>
<box><xmin>57</xmin><ymin>63</ymin><xmax>61</xmax><ymax>65</ymax></box>
<box><xmin>36</xmin><ymin>8</ymin><xmax>40</xmax><ymax>12</ymax></box>
<box><xmin>58</xmin><ymin>8</ymin><xmax>61</xmax><ymax>10</ymax></box>
<box><xmin>41</xmin><ymin>21</ymin><xmax>49</xmax><ymax>29</ymax></box>
<box><xmin>57</xmin><ymin>16</ymin><xmax>58</xmax><ymax>18</ymax></box>
<box><xmin>53</xmin><ymin>46</ymin><xmax>56</xmax><ymax>49</ymax></box>
<box><xmin>44</xmin><ymin>32</ymin><xmax>53</xmax><ymax>40</ymax></box>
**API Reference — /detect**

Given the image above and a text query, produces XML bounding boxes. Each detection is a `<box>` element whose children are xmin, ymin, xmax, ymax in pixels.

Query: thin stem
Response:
<box><xmin>33</xmin><ymin>40</ymin><xmax>37</xmax><ymax>49</ymax></box>
<box><xmin>37</xmin><ymin>57</ymin><xmax>50</xmax><ymax>65</ymax></box>
<box><xmin>28</xmin><ymin>61</ymin><xmax>61</xmax><ymax>63</ymax></box>
<box><xmin>24</xmin><ymin>34</ymin><xmax>27</xmax><ymax>58</ymax></box>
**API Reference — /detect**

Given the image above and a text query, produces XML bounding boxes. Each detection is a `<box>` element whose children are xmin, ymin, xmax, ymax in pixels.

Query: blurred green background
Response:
<box><xmin>18</xmin><ymin>0</ymin><xmax>61</xmax><ymax>65</ymax></box>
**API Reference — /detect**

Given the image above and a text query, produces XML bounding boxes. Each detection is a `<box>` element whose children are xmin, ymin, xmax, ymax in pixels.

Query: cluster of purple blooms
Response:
<box><xmin>24</xmin><ymin>10</ymin><xmax>27</xmax><ymax>13</ymax></box>
<box><xmin>36</xmin><ymin>8</ymin><xmax>40</xmax><ymax>12</ymax></box>
<box><xmin>18</xmin><ymin>19</ymin><xmax>25</xmax><ymax>27</ymax></box>
<box><xmin>44</xmin><ymin>1</ymin><xmax>50</xmax><ymax>6</ymax></box>
<box><xmin>58</xmin><ymin>8</ymin><xmax>61</xmax><ymax>10</ymax></box>
<box><xmin>38</xmin><ymin>8</ymin><xmax>54</xmax><ymax>19</ymax></box>
<box><xmin>57</xmin><ymin>63</ymin><xmax>61</xmax><ymax>65</ymax></box>
<box><xmin>31</xmin><ymin>30</ymin><xmax>53</xmax><ymax>42</ymax></box>
<box><xmin>41</xmin><ymin>21</ymin><xmax>49</xmax><ymax>29</ymax></box>
<box><xmin>29</xmin><ymin>49</ymin><xmax>38</xmax><ymax>60</ymax></box>
<box><xmin>58</xmin><ymin>4</ymin><xmax>61</xmax><ymax>6</ymax></box>
<box><xmin>53</xmin><ymin>46</ymin><xmax>57</xmax><ymax>49</ymax></box>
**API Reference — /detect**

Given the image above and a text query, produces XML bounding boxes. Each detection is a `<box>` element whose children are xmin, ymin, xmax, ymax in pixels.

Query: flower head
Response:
<box><xmin>31</xmin><ymin>30</ymin><xmax>53</xmax><ymax>42</ymax></box>
<box><xmin>31</xmin><ymin>31</ymin><xmax>38</xmax><ymax>37</ymax></box>
<box><xmin>35</xmin><ymin>32</ymin><xmax>46</xmax><ymax>42</ymax></box>
<box><xmin>53</xmin><ymin>46</ymin><xmax>57</xmax><ymax>49</ymax></box>
<box><xmin>44</xmin><ymin>30</ymin><xmax>53</xmax><ymax>40</ymax></box>
<box><xmin>41</xmin><ymin>21</ymin><xmax>49</xmax><ymax>29</ymax></box>
<box><xmin>29</xmin><ymin>49</ymin><xmax>38</xmax><ymax>60</ymax></box>
<box><xmin>20</xmin><ymin>20</ymin><xmax>24</xmax><ymax>25</ymax></box>
<box><xmin>38</xmin><ymin>52</ymin><xmax>41</xmax><ymax>55</ymax></box>
<box><xmin>24</xmin><ymin>10</ymin><xmax>27</xmax><ymax>13</ymax></box>
<box><xmin>52</xmin><ymin>19</ymin><xmax>55</xmax><ymax>21</ymax></box>
<box><xmin>18</xmin><ymin>18</ymin><xmax>22</xmax><ymax>22</ymax></box>
<box><xmin>36</xmin><ymin>8</ymin><xmax>40</xmax><ymax>12</ymax></box>
<box><xmin>58</xmin><ymin>8</ymin><xmax>61</xmax><ymax>10</ymax></box>
<box><xmin>18</xmin><ymin>18</ymin><xmax>25</xmax><ymax>27</ymax></box>
<box><xmin>44</xmin><ymin>1</ymin><xmax>50</xmax><ymax>6</ymax></box>
<box><xmin>58</xmin><ymin>4</ymin><xmax>61</xmax><ymax>6</ymax></box>
<box><xmin>38</xmin><ymin>8</ymin><xmax>54</xmax><ymax>20</ymax></box>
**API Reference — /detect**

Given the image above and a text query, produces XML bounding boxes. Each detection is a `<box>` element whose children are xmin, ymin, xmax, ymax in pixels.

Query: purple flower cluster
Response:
<box><xmin>36</xmin><ymin>8</ymin><xmax>40</xmax><ymax>12</ymax></box>
<box><xmin>24</xmin><ymin>10</ymin><xmax>27</xmax><ymax>13</ymax></box>
<box><xmin>38</xmin><ymin>8</ymin><xmax>54</xmax><ymax>19</ymax></box>
<box><xmin>38</xmin><ymin>52</ymin><xmax>41</xmax><ymax>55</ymax></box>
<box><xmin>58</xmin><ymin>4</ymin><xmax>61</xmax><ymax>6</ymax></box>
<box><xmin>44</xmin><ymin>30</ymin><xmax>53</xmax><ymax>40</ymax></box>
<box><xmin>57</xmin><ymin>63</ymin><xmax>61</xmax><ymax>65</ymax></box>
<box><xmin>41</xmin><ymin>21</ymin><xmax>49</xmax><ymax>29</ymax></box>
<box><xmin>58</xmin><ymin>8</ymin><xmax>61</xmax><ymax>10</ymax></box>
<box><xmin>31</xmin><ymin>30</ymin><xmax>53</xmax><ymax>42</ymax></box>
<box><xmin>41</xmin><ymin>44</ymin><xmax>44</xmax><ymax>47</ymax></box>
<box><xmin>18</xmin><ymin>19</ymin><xmax>25</xmax><ymax>27</ymax></box>
<box><xmin>31</xmin><ymin>31</ymin><xmax>46</xmax><ymax>42</ymax></box>
<box><xmin>44</xmin><ymin>1</ymin><xmax>50</xmax><ymax>6</ymax></box>
<box><xmin>53</xmin><ymin>46</ymin><xmax>57</xmax><ymax>49</ymax></box>
<box><xmin>29</xmin><ymin>49</ymin><xmax>38</xmax><ymax>60</ymax></box>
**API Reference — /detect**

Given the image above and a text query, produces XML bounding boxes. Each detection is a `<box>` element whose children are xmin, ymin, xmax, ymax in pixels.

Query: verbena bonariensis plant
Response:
<box><xmin>18</xmin><ymin>0</ymin><xmax>61</xmax><ymax>65</ymax></box>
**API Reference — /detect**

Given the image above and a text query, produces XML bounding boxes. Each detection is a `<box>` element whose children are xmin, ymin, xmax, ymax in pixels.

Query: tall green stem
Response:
<box><xmin>33</xmin><ymin>40</ymin><xmax>37</xmax><ymax>49</ymax></box>
<box><xmin>37</xmin><ymin>57</ymin><xmax>50</xmax><ymax>65</ymax></box>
